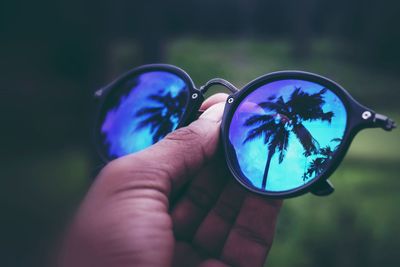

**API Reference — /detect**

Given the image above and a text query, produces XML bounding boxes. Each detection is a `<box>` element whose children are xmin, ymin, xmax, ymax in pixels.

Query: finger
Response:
<box><xmin>155</xmin><ymin>102</ymin><xmax>226</xmax><ymax>196</ymax></box>
<box><xmin>220</xmin><ymin>196</ymin><xmax>282</xmax><ymax>267</ymax></box>
<box><xmin>192</xmin><ymin>181</ymin><xmax>247</xmax><ymax>257</ymax></box>
<box><xmin>171</xmin><ymin>156</ymin><xmax>229</xmax><ymax>241</ymax></box>
<box><xmin>172</xmin><ymin>242</ymin><xmax>203</xmax><ymax>267</ymax></box>
<box><xmin>200</xmin><ymin>93</ymin><xmax>228</xmax><ymax>111</ymax></box>
<box><xmin>173</xmin><ymin>242</ymin><xmax>230</xmax><ymax>267</ymax></box>
<box><xmin>198</xmin><ymin>259</ymin><xmax>229</xmax><ymax>267</ymax></box>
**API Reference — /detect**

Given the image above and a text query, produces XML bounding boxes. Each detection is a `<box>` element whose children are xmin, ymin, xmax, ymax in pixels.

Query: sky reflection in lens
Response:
<box><xmin>228</xmin><ymin>79</ymin><xmax>347</xmax><ymax>193</ymax></box>
<box><xmin>100</xmin><ymin>71</ymin><xmax>188</xmax><ymax>159</ymax></box>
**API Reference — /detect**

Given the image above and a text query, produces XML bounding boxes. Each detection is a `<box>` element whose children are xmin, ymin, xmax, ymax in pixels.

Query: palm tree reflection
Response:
<box><xmin>135</xmin><ymin>90</ymin><xmax>187</xmax><ymax>143</ymax></box>
<box><xmin>243</xmin><ymin>87</ymin><xmax>334</xmax><ymax>189</ymax></box>
<box><xmin>302</xmin><ymin>138</ymin><xmax>341</xmax><ymax>181</ymax></box>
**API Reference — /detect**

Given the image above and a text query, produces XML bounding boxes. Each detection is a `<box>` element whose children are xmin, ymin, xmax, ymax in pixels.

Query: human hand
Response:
<box><xmin>60</xmin><ymin>93</ymin><xmax>282</xmax><ymax>267</ymax></box>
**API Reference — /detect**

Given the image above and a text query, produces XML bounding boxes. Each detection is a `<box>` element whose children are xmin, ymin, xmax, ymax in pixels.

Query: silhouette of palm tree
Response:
<box><xmin>243</xmin><ymin>87</ymin><xmax>334</xmax><ymax>189</ymax></box>
<box><xmin>135</xmin><ymin>89</ymin><xmax>187</xmax><ymax>143</ymax></box>
<box><xmin>302</xmin><ymin>138</ymin><xmax>341</xmax><ymax>181</ymax></box>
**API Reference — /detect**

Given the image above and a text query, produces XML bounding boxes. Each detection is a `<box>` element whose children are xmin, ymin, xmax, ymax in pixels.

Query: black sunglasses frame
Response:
<box><xmin>94</xmin><ymin>64</ymin><xmax>395</xmax><ymax>198</ymax></box>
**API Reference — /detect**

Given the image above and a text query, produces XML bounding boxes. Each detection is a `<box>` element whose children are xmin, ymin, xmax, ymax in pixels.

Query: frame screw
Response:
<box><xmin>362</xmin><ymin>111</ymin><xmax>372</xmax><ymax>120</ymax></box>
<box><xmin>192</xmin><ymin>93</ymin><xmax>198</xmax><ymax>99</ymax></box>
<box><xmin>228</xmin><ymin>97</ymin><xmax>234</xmax><ymax>104</ymax></box>
<box><xmin>94</xmin><ymin>90</ymin><xmax>103</xmax><ymax>97</ymax></box>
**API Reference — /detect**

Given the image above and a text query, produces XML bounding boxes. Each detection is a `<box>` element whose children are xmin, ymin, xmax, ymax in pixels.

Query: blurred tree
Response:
<box><xmin>237</xmin><ymin>0</ymin><xmax>257</xmax><ymax>36</ymax></box>
<box><xmin>289</xmin><ymin>0</ymin><xmax>314</xmax><ymax>58</ymax></box>
<box><xmin>131</xmin><ymin>0</ymin><xmax>166</xmax><ymax>63</ymax></box>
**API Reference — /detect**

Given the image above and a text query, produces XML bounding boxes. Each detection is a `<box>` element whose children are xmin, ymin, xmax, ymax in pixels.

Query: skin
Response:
<box><xmin>60</xmin><ymin>93</ymin><xmax>282</xmax><ymax>267</ymax></box>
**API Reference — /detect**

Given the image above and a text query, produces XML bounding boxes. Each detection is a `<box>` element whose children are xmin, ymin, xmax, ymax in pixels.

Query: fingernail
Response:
<box><xmin>199</xmin><ymin>102</ymin><xmax>225</xmax><ymax>122</ymax></box>
<box><xmin>200</xmin><ymin>93</ymin><xmax>229</xmax><ymax>110</ymax></box>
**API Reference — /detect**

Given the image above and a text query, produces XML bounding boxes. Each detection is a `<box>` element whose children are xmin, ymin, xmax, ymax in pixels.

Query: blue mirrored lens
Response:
<box><xmin>99</xmin><ymin>70</ymin><xmax>189</xmax><ymax>159</ymax></box>
<box><xmin>228</xmin><ymin>79</ymin><xmax>347</xmax><ymax>193</ymax></box>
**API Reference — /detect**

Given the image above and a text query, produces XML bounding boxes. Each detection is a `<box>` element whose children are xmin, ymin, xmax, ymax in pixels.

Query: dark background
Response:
<box><xmin>1</xmin><ymin>1</ymin><xmax>400</xmax><ymax>266</ymax></box>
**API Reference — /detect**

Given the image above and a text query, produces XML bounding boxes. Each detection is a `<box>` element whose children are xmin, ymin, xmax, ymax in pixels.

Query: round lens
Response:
<box><xmin>228</xmin><ymin>79</ymin><xmax>347</xmax><ymax>194</ymax></box>
<box><xmin>98</xmin><ymin>70</ymin><xmax>190</xmax><ymax>159</ymax></box>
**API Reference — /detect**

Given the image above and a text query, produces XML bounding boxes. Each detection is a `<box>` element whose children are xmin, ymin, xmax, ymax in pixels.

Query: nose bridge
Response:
<box><xmin>199</xmin><ymin>78</ymin><xmax>239</xmax><ymax>94</ymax></box>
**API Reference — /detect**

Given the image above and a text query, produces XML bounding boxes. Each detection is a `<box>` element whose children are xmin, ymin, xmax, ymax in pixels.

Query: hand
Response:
<box><xmin>60</xmin><ymin>93</ymin><xmax>282</xmax><ymax>267</ymax></box>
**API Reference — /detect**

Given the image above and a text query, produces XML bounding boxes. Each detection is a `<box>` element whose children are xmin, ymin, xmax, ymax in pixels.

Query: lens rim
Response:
<box><xmin>93</xmin><ymin>64</ymin><xmax>203</xmax><ymax>162</ymax></box>
<box><xmin>221</xmin><ymin>70</ymin><xmax>373</xmax><ymax>198</ymax></box>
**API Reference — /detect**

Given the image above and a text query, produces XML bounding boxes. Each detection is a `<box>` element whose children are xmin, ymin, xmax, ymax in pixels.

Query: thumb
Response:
<box><xmin>97</xmin><ymin>101</ymin><xmax>226</xmax><ymax>199</ymax></box>
<box><xmin>142</xmin><ymin>102</ymin><xmax>226</xmax><ymax>195</ymax></box>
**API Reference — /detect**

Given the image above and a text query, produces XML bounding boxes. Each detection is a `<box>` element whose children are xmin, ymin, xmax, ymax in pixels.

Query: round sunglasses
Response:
<box><xmin>93</xmin><ymin>64</ymin><xmax>396</xmax><ymax>198</ymax></box>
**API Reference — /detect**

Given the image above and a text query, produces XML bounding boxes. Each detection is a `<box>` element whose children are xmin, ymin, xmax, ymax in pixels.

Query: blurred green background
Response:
<box><xmin>1</xmin><ymin>1</ymin><xmax>400</xmax><ymax>266</ymax></box>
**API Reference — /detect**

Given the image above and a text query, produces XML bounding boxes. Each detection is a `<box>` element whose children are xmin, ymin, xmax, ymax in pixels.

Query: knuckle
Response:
<box><xmin>164</xmin><ymin>125</ymin><xmax>203</xmax><ymax>144</ymax></box>
<box><xmin>98</xmin><ymin>156</ymin><xmax>172</xmax><ymax>196</ymax></box>
<box><xmin>233</xmin><ymin>224</ymin><xmax>272</xmax><ymax>248</ymax></box>
<box><xmin>111</xmin><ymin>171</ymin><xmax>171</xmax><ymax>202</ymax></box>
<box><xmin>100</xmin><ymin>155</ymin><xmax>142</xmax><ymax>175</ymax></box>
<box><xmin>162</xmin><ymin>125</ymin><xmax>209</xmax><ymax>161</ymax></box>
<box><xmin>100</xmin><ymin>157</ymin><xmax>131</xmax><ymax>177</ymax></box>
<box><xmin>213</xmin><ymin>200</ymin><xmax>238</xmax><ymax>222</ymax></box>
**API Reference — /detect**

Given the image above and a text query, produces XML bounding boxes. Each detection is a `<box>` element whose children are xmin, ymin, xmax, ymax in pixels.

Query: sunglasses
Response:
<box><xmin>93</xmin><ymin>64</ymin><xmax>396</xmax><ymax>198</ymax></box>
